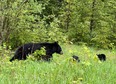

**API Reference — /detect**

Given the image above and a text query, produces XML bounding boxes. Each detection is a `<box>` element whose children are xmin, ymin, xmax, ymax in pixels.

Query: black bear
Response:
<box><xmin>72</xmin><ymin>55</ymin><xmax>80</xmax><ymax>62</ymax></box>
<box><xmin>10</xmin><ymin>42</ymin><xmax>63</xmax><ymax>62</ymax></box>
<box><xmin>96</xmin><ymin>54</ymin><xmax>106</xmax><ymax>61</ymax></box>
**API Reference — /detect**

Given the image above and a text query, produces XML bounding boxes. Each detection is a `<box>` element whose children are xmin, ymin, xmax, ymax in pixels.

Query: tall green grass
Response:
<box><xmin>0</xmin><ymin>44</ymin><xmax>116</xmax><ymax>84</ymax></box>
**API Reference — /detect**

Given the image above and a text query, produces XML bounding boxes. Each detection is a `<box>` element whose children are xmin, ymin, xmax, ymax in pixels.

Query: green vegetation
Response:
<box><xmin>32</xmin><ymin>47</ymin><xmax>46</xmax><ymax>60</ymax></box>
<box><xmin>0</xmin><ymin>44</ymin><xmax>116</xmax><ymax>84</ymax></box>
<box><xmin>0</xmin><ymin>0</ymin><xmax>116</xmax><ymax>49</ymax></box>
<box><xmin>0</xmin><ymin>0</ymin><xmax>116</xmax><ymax>83</ymax></box>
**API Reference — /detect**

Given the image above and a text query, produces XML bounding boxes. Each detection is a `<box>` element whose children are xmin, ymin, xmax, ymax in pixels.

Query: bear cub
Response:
<box><xmin>96</xmin><ymin>54</ymin><xmax>106</xmax><ymax>61</ymax></box>
<box><xmin>72</xmin><ymin>55</ymin><xmax>80</xmax><ymax>62</ymax></box>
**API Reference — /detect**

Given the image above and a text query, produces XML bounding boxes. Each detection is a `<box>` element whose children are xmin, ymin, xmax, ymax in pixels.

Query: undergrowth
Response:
<box><xmin>0</xmin><ymin>44</ymin><xmax>116</xmax><ymax>84</ymax></box>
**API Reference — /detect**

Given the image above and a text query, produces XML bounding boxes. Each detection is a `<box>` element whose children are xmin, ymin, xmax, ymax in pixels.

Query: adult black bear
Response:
<box><xmin>96</xmin><ymin>54</ymin><xmax>106</xmax><ymax>61</ymax></box>
<box><xmin>72</xmin><ymin>55</ymin><xmax>80</xmax><ymax>62</ymax></box>
<box><xmin>10</xmin><ymin>42</ymin><xmax>63</xmax><ymax>62</ymax></box>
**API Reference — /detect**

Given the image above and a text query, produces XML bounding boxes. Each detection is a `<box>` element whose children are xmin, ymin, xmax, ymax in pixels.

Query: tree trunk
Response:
<box><xmin>90</xmin><ymin>0</ymin><xmax>96</xmax><ymax>38</ymax></box>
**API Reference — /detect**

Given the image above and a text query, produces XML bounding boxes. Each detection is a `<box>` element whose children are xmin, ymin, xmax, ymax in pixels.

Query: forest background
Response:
<box><xmin>0</xmin><ymin>0</ymin><xmax>116</xmax><ymax>49</ymax></box>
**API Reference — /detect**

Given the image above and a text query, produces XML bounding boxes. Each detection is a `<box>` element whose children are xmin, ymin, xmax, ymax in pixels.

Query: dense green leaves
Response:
<box><xmin>64</xmin><ymin>0</ymin><xmax>116</xmax><ymax>48</ymax></box>
<box><xmin>0</xmin><ymin>0</ymin><xmax>116</xmax><ymax>49</ymax></box>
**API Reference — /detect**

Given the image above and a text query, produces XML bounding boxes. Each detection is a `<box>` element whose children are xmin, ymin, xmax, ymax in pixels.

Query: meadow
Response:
<box><xmin>0</xmin><ymin>44</ymin><xmax>116</xmax><ymax>84</ymax></box>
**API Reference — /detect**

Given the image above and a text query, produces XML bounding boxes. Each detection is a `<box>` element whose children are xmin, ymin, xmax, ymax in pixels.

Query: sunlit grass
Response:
<box><xmin>0</xmin><ymin>44</ymin><xmax>116</xmax><ymax>84</ymax></box>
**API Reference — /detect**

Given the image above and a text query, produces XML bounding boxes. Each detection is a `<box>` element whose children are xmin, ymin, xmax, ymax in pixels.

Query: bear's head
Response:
<box><xmin>53</xmin><ymin>42</ymin><xmax>63</xmax><ymax>55</ymax></box>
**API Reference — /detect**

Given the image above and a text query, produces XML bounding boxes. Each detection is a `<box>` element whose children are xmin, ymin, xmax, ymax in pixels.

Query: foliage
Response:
<box><xmin>0</xmin><ymin>0</ymin><xmax>116</xmax><ymax>49</ymax></box>
<box><xmin>63</xmin><ymin>0</ymin><xmax>116</xmax><ymax>48</ymax></box>
<box><xmin>31</xmin><ymin>47</ymin><xmax>46</xmax><ymax>61</ymax></box>
<box><xmin>0</xmin><ymin>0</ymin><xmax>66</xmax><ymax>49</ymax></box>
<box><xmin>0</xmin><ymin>44</ymin><xmax>116</xmax><ymax>84</ymax></box>
<box><xmin>0</xmin><ymin>43</ymin><xmax>12</xmax><ymax>59</ymax></box>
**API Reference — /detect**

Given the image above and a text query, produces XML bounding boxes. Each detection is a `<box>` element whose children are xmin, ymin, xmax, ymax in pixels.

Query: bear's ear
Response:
<box><xmin>54</xmin><ymin>41</ymin><xmax>58</xmax><ymax>44</ymax></box>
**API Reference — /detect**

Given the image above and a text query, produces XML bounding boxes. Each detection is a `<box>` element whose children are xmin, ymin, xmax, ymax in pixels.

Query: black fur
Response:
<box><xmin>72</xmin><ymin>55</ymin><xmax>80</xmax><ymax>62</ymax></box>
<box><xmin>10</xmin><ymin>42</ymin><xmax>63</xmax><ymax>62</ymax></box>
<box><xmin>96</xmin><ymin>54</ymin><xmax>106</xmax><ymax>61</ymax></box>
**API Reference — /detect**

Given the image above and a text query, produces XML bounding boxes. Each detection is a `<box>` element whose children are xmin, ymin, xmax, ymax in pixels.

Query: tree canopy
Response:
<box><xmin>0</xmin><ymin>0</ymin><xmax>116</xmax><ymax>49</ymax></box>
